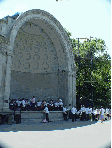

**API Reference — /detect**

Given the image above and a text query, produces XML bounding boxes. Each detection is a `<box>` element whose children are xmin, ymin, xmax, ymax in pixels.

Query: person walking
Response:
<box><xmin>44</xmin><ymin>105</ymin><xmax>49</xmax><ymax>122</ymax></box>
<box><xmin>71</xmin><ymin>106</ymin><xmax>77</xmax><ymax>122</ymax></box>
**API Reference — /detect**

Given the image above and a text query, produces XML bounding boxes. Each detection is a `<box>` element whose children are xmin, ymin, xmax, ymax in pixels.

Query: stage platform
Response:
<box><xmin>0</xmin><ymin>111</ymin><xmax>64</xmax><ymax>123</ymax></box>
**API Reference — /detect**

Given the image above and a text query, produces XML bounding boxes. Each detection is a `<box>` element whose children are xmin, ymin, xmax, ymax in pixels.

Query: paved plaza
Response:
<box><xmin>0</xmin><ymin>119</ymin><xmax>111</xmax><ymax>148</ymax></box>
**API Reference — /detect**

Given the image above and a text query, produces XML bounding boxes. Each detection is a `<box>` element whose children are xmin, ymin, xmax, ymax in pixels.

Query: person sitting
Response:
<box><xmin>31</xmin><ymin>96</ymin><xmax>36</xmax><ymax>111</ymax></box>
<box><xmin>49</xmin><ymin>101</ymin><xmax>54</xmax><ymax>111</ymax></box>
<box><xmin>54</xmin><ymin>101</ymin><xmax>59</xmax><ymax>111</ymax></box>
<box><xmin>21</xmin><ymin>98</ymin><xmax>26</xmax><ymax>111</ymax></box>
<box><xmin>59</xmin><ymin>100</ymin><xmax>63</xmax><ymax>111</ymax></box>
<box><xmin>41</xmin><ymin>100</ymin><xmax>45</xmax><ymax>111</ymax></box>
<box><xmin>9</xmin><ymin>99</ymin><xmax>14</xmax><ymax>110</ymax></box>
<box><xmin>25</xmin><ymin>99</ymin><xmax>30</xmax><ymax>111</ymax></box>
<box><xmin>37</xmin><ymin>100</ymin><xmax>42</xmax><ymax>111</ymax></box>
<box><xmin>17</xmin><ymin>99</ymin><xmax>22</xmax><ymax>110</ymax></box>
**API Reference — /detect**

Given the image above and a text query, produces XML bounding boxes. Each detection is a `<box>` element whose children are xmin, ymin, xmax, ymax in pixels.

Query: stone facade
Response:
<box><xmin>0</xmin><ymin>9</ymin><xmax>77</xmax><ymax>112</ymax></box>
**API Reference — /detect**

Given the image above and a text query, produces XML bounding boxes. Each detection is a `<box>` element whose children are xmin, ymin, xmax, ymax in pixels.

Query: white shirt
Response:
<box><xmin>18</xmin><ymin>101</ymin><xmax>21</xmax><ymax>106</ymax></box>
<box><xmin>92</xmin><ymin>110</ymin><xmax>96</xmax><ymax>115</ymax></box>
<box><xmin>77</xmin><ymin>111</ymin><xmax>80</xmax><ymax>115</ymax></box>
<box><xmin>27</xmin><ymin>101</ymin><xmax>30</xmax><ymax>105</ymax></box>
<box><xmin>81</xmin><ymin>107</ymin><xmax>86</xmax><ymax>112</ymax></box>
<box><xmin>89</xmin><ymin>108</ymin><xmax>92</xmax><ymax>114</ymax></box>
<box><xmin>97</xmin><ymin>109</ymin><xmax>100</xmax><ymax>114</ymax></box>
<box><xmin>59</xmin><ymin>102</ymin><xmax>63</xmax><ymax>107</ymax></box>
<box><xmin>32</xmin><ymin>98</ymin><xmax>35</xmax><ymax>103</ymax></box>
<box><xmin>16</xmin><ymin>100</ymin><xmax>19</xmax><ymax>104</ymax></box>
<box><xmin>44</xmin><ymin>107</ymin><xmax>49</xmax><ymax>113</ymax></box>
<box><xmin>22</xmin><ymin>100</ymin><xmax>26</xmax><ymax>107</ymax></box>
<box><xmin>85</xmin><ymin>108</ymin><xmax>89</xmax><ymax>114</ymax></box>
<box><xmin>37</xmin><ymin>101</ymin><xmax>42</xmax><ymax>106</ymax></box>
<box><xmin>100</xmin><ymin>108</ymin><xmax>105</xmax><ymax>115</ymax></box>
<box><xmin>55</xmin><ymin>102</ymin><xmax>59</xmax><ymax>107</ymax></box>
<box><xmin>59</xmin><ymin>99</ymin><xmax>62</xmax><ymax>102</ymax></box>
<box><xmin>106</xmin><ymin>108</ymin><xmax>109</xmax><ymax>114</ymax></box>
<box><xmin>71</xmin><ymin>107</ymin><xmax>77</xmax><ymax>114</ymax></box>
<box><xmin>49</xmin><ymin>103</ymin><xmax>53</xmax><ymax>107</ymax></box>
<box><xmin>63</xmin><ymin>107</ymin><xmax>67</xmax><ymax>113</ymax></box>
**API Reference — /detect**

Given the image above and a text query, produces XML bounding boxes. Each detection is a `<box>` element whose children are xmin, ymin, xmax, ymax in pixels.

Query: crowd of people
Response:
<box><xmin>63</xmin><ymin>105</ymin><xmax>111</xmax><ymax>123</ymax></box>
<box><xmin>9</xmin><ymin>96</ymin><xmax>111</xmax><ymax>123</ymax></box>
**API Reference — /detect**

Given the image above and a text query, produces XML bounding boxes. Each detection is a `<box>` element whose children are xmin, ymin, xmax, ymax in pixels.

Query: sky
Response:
<box><xmin>0</xmin><ymin>0</ymin><xmax>111</xmax><ymax>56</ymax></box>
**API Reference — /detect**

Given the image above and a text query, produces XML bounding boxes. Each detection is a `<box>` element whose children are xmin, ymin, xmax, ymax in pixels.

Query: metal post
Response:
<box><xmin>90</xmin><ymin>36</ymin><xmax>93</xmax><ymax>108</ymax></box>
<box><xmin>78</xmin><ymin>38</ymin><xmax>80</xmax><ymax>106</ymax></box>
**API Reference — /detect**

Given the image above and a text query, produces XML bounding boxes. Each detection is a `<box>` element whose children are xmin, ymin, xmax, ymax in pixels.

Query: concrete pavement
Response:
<box><xmin>0</xmin><ymin>119</ymin><xmax>111</xmax><ymax>148</ymax></box>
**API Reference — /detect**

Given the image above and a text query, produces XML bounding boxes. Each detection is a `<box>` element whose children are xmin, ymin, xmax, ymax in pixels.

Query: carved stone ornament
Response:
<box><xmin>33</xmin><ymin>54</ymin><xmax>40</xmax><ymax>61</ymax></box>
<box><xmin>33</xmin><ymin>62</ymin><xmax>39</xmax><ymax>70</ymax></box>
<box><xmin>0</xmin><ymin>35</ymin><xmax>9</xmax><ymax>44</ymax></box>
<box><xmin>42</xmin><ymin>62</ymin><xmax>49</xmax><ymax>70</ymax></box>
<box><xmin>15</xmin><ymin>60</ymin><xmax>21</xmax><ymax>68</ymax></box>
<box><xmin>23</xmin><ymin>62</ymin><xmax>30</xmax><ymax>69</ymax></box>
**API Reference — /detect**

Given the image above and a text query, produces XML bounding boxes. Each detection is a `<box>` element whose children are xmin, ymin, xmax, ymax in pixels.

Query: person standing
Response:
<box><xmin>81</xmin><ymin>105</ymin><xmax>86</xmax><ymax>121</ymax></box>
<box><xmin>44</xmin><ymin>105</ymin><xmax>49</xmax><ymax>122</ymax></box>
<box><xmin>71</xmin><ymin>106</ymin><xmax>77</xmax><ymax>122</ymax></box>
<box><xmin>106</xmin><ymin>107</ymin><xmax>110</xmax><ymax>120</ymax></box>
<box><xmin>100</xmin><ymin>106</ymin><xmax>105</xmax><ymax>123</ymax></box>
<box><xmin>85</xmin><ymin>107</ymin><xmax>89</xmax><ymax>121</ymax></box>
<box><xmin>109</xmin><ymin>108</ymin><xmax>111</xmax><ymax>119</ymax></box>
<box><xmin>67</xmin><ymin>104</ymin><xmax>72</xmax><ymax>119</ymax></box>
<box><xmin>63</xmin><ymin>105</ymin><xmax>68</xmax><ymax>121</ymax></box>
<box><xmin>92</xmin><ymin>107</ymin><xmax>96</xmax><ymax>121</ymax></box>
<box><xmin>21</xmin><ymin>98</ymin><xmax>26</xmax><ymax>110</ymax></box>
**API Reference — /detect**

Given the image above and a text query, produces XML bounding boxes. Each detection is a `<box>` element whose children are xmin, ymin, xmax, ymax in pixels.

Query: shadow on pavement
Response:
<box><xmin>0</xmin><ymin>119</ymin><xmax>99</xmax><ymax>132</ymax></box>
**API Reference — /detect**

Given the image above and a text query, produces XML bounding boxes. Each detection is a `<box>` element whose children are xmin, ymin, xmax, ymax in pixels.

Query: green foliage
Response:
<box><xmin>65</xmin><ymin>29</ymin><xmax>111</xmax><ymax>108</ymax></box>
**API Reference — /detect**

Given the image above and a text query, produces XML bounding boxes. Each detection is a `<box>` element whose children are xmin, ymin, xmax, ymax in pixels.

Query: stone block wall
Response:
<box><xmin>10</xmin><ymin>71</ymin><xmax>59</xmax><ymax>101</ymax></box>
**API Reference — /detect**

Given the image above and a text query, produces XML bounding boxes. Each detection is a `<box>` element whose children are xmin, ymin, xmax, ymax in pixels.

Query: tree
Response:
<box><xmin>65</xmin><ymin>28</ymin><xmax>111</xmax><ymax>109</ymax></box>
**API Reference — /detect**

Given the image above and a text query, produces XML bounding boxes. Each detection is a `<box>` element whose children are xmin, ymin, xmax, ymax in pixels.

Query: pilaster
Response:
<box><xmin>3</xmin><ymin>45</ymin><xmax>13</xmax><ymax>111</ymax></box>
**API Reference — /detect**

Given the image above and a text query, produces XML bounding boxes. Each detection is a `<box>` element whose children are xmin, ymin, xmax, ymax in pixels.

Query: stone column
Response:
<box><xmin>72</xmin><ymin>73</ymin><xmax>76</xmax><ymax>107</ymax></box>
<box><xmin>67</xmin><ymin>71</ymin><xmax>73</xmax><ymax>106</ymax></box>
<box><xmin>0</xmin><ymin>53</ymin><xmax>4</xmax><ymax>111</ymax></box>
<box><xmin>3</xmin><ymin>46</ymin><xmax>13</xmax><ymax>111</ymax></box>
<box><xmin>0</xmin><ymin>50</ymin><xmax>7</xmax><ymax>111</ymax></box>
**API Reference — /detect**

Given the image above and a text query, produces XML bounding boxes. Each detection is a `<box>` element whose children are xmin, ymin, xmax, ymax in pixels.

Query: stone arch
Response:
<box><xmin>10</xmin><ymin>9</ymin><xmax>74</xmax><ymax>72</ymax></box>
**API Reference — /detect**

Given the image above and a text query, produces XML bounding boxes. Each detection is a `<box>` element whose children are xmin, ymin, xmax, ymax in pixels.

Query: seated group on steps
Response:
<box><xmin>9</xmin><ymin>96</ymin><xmax>63</xmax><ymax>111</ymax></box>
